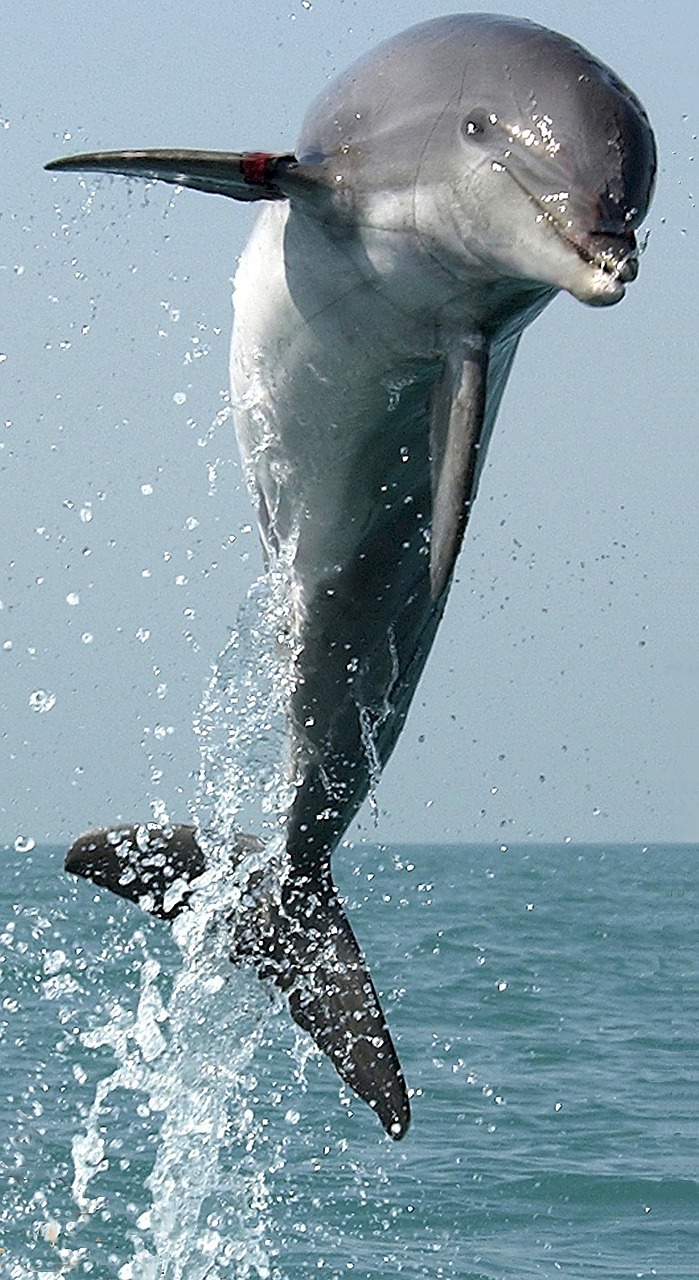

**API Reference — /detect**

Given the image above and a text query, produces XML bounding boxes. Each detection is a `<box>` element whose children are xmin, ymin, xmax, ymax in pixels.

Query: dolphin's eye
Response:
<box><xmin>461</xmin><ymin>110</ymin><xmax>490</xmax><ymax>139</ymax></box>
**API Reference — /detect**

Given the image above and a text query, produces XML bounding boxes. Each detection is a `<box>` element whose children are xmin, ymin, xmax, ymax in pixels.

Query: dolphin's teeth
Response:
<box><xmin>603</xmin><ymin>251</ymin><xmax>639</xmax><ymax>283</ymax></box>
<box><xmin>577</xmin><ymin>240</ymin><xmax>639</xmax><ymax>282</ymax></box>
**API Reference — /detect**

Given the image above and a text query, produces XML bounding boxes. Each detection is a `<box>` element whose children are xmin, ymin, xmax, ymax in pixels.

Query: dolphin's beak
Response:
<box><xmin>501</xmin><ymin>159</ymin><xmax>642</xmax><ymax>306</ymax></box>
<box><xmin>559</xmin><ymin>225</ymin><xmax>640</xmax><ymax>305</ymax></box>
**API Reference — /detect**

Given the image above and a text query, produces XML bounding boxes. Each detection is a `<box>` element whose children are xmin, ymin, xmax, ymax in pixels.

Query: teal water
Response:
<box><xmin>0</xmin><ymin>842</ymin><xmax>697</xmax><ymax>1278</ymax></box>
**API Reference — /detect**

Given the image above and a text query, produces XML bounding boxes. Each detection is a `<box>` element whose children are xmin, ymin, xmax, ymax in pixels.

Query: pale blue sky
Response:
<box><xmin>2</xmin><ymin>0</ymin><xmax>697</xmax><ymax>848</ymax></box>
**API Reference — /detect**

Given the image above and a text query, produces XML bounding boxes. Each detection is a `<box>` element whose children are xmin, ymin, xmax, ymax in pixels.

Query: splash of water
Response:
<box><xmin>71</xmin><ymin>560</ymin><xmax>305</xmax><ymax>1278</ymax></box>
<box><xmin>71</xmin><ymin>925</ymin><xmax>279</xmax><ymax>1279</ymax></box>
<box><xmin>357</xmin><ymin>623</ymin><xmax>400</xmax><ymax>823</ymax></box>
<box><xmin>195</xmin><ymin>554</ymin><xmax>301</xmax><ymax>860</ymax></box>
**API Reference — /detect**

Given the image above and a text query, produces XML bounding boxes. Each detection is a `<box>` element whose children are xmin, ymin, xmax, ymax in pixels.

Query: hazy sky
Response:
<box><xmin>2</xmin><ymin>0</ymin><xmax>697</xmax><ymax>850</ymax></box>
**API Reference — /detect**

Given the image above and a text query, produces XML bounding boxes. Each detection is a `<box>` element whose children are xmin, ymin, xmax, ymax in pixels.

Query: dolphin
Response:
<box><xmin>47</xmin><ymin>13</ymin><xmax>656</xmax><ymax>1139</ymax></box>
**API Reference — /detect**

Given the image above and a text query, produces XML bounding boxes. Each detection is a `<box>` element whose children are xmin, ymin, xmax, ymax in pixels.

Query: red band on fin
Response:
<box><xmin>241</xmin><ymin>152</ymin><xmax>274</xmax><ymax>186</ymax></box>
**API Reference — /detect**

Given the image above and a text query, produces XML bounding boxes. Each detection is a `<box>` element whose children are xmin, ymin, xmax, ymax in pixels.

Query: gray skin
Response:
<box><xmin>48</xmin><ymin>14</ymin><xmax>656</xmax><ymax>1139</ymax></box>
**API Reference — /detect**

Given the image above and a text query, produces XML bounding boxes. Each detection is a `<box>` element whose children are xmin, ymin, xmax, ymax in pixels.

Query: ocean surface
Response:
<box><xmin>0</xmin><ymin>841</ymin><xmax>696</xmax><ymax>1279</ymax></box>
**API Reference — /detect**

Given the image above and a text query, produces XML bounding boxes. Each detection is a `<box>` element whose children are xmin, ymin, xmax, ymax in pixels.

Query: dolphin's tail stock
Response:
<box><xmin>65</xmin><ymin>824</ymin><xmax>410</xmax><ymax>1138</ymax></box>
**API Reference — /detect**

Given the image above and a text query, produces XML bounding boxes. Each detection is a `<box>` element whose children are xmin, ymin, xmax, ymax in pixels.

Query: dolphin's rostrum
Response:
<box><xmin>48</xmin><ymin>14</ymin><xmax>656</xmax><ymax>1138</ymax></box>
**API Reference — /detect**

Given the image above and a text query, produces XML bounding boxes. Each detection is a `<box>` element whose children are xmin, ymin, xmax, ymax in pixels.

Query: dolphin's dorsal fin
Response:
<box><xmin>45</xmin><ymin>149</ymin><xmax>327</xmax><ymax>205</ymax></box>
<box><xmin>66</xmin><ymin>824</ymin><xmax>410</xmax><ymax>1138</ymax></box>
<box><xmin>428</xmin><ymin>335</ymin><xmax>490</xmax><ymax>600</ymax></box>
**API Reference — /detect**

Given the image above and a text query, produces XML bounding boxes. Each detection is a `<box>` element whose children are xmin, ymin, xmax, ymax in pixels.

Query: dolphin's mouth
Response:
<box><xmin>502</xmin><ymin>163</ymin><xmax>640</xmax><ymax>298</ymax></box>
<box><xmin>526</xmin><ymin>188</ymin><xmax>639</xmax><ymax>286</ymax></box>
<box><xmin>549</xmin><ymin>215</ymin><xmax>639</xmax><ymax>284</ymax></box>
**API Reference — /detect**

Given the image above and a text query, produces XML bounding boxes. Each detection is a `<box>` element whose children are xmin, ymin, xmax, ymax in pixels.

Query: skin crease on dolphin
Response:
<box><xmin>47</xmin><ymin>14</ymin><xmax>656</xmax><ymax>1139</ymax></box>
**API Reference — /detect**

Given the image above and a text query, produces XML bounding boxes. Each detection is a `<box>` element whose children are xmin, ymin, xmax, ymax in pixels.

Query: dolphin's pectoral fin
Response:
<box><xmin>65</xmin><ymin>825</ymin><xmax>410</xmax><ymax>1138</ymax></box>
<box><xmin>45</xmin><ymin>149</ymin><xmax>330</xmax><ymax>207</ymax></box>
<box><xmin>429</xmin><ymin>336</ymin><xmax>490</xmax><ymax>600</ymax></box>
<box><xmin>256</xmin><ymin>870</ymin><xmax>411</xmax><ymax>1140</ymax></box>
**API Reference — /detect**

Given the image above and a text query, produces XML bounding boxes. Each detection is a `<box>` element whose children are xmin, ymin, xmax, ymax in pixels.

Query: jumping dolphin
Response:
<box><xmin>47</xmin><ymin>13</ymin><xmax>656</xmax><ymax>1138</ymax></box>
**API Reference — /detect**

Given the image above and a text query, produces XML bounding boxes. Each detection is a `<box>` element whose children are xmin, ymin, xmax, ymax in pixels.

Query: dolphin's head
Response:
<box><xmin>300</xmin><ymin>15</ymin><xmax>656</xmax><ymax>312</ymax></box>
<box><xmin>440</xmin><ymin>17</ymin><xmax>656</xmax><ymax>307</ymax></box>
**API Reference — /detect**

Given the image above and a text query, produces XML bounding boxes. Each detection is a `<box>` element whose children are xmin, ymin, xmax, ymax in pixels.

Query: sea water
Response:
<box><xmin>1</xmin><ymin>839</ymin><xmax>696</xmax><ymax>1279</ymax></box>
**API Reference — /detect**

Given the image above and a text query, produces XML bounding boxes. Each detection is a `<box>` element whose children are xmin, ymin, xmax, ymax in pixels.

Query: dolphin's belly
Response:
<box><xmin>231</xmin><ymin>203</ymin><xmax>447</xmax><ymax>863</ymax></box>
<box><xmin>231</xmin><ymin>203</ymin><xmax>441</xmax><ymax>587</ymax></box>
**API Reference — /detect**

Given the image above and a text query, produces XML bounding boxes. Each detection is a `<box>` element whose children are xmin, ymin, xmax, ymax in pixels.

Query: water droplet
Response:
<box><xmin>41</xmin><ymin>1220</ymin><xmax>61</xmax><ymax>1245</ymax></box>
<box><xmin>173</xmin><ymin>391</ymin><xmax>187</xmax><ymax>405</ymax></box>
<box><xmin>140</xmin><ymin>483</ymin><xmax>154</xmax><ymax>496</ymax></box>
<box><xmin>66</xmin><ymin>592</ymin><xmax>80</xmax><ymax>606</ymax></box>
<box><xmin>14</xmin><ymin>834</ymin><xmax>36</xmax><ymax>852</ymax></box>
<box><xmin>43</xmin><ymin>949</ymin><xmax>67</xmax><ymax>975</ymax></box>
<box><xmin>29</xmin><ymin>689</ymin><xmax>56</xmax><ymax>713</ymax></box>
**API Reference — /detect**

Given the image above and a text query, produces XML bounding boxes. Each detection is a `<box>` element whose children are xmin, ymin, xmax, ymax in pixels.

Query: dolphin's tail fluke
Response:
<box><xmin>259</xmin><ymin>865</ymin><xmax>411</xmax><ymax>1139</ymax></box>
<box><xmin>65</xmin><ymin>823</ymin><xmax>410</xmax><ymax>1139</ymax></box>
